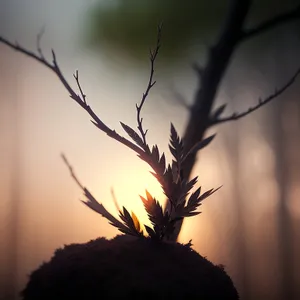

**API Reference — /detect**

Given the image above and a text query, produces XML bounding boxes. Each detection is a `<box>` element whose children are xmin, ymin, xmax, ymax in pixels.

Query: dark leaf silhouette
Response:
<box><xmin>158</xmin><ymin>153</ymin><xmax>166</xmax><ymax>173</ymax></box>
<box><xmin>178</xmin><ymin>186</ymin><xmax>222</xmax><ymax>217</ymax></box>
<box><xmin>140</xmin><ymin>190</ymin><xmax>165</xmax><ymax>230</ymax></box>
<box><xmin>120</xmin><ymin>122</ymin><xmax>145</xmax><ymax>148</ymax></box>
<box><xmin>181</xmin><ymin>177</ymin><xmax>199</xmax><ymax>200</ymax></box>
<box><xmin>0</xmin><ymin>24</ymin><xmax>228</xmax><ymax>242</ymax></box>
<box><xmin>183</xmin><ymin>211</ymin><xmax>201</xmax><ymax>217</ymax></box>
<box><xmin>82</xmin><ymin>188</ymin><xmax>132</xmax><ymax>234</ymax></box>
<box><xmin>131</xmin><ymin>211</ymin><xmax>143</xmax><ymax>234</ymax></box>
<box><xmin>144</xmin><ymin>225</ymin><xmax>157</xmax><ymax>239</ymax></box>
<box><xmin>212</xmin><ymin>104</ymin><xmax>227</xmax><ymax>119</ymax></box>
<box><xmin>151</xmin><ymin>145</ymin><xmax>160</xmax><ymax>163</ymax></box>
<box><xmin>169</xmin><ymin>123</ymin><xmax>184</xmax><ymax>163</ymax></box>
<box><xmin>199</xmin><ymin>186</ymin><xmax>222</xmax><ymax>201</ymax></box>
<box><xmin>171</xmin><ymin>159</ymin><xmax>180</xmax><ymax>184</ymax></box>
<box><xmin>186</xmin><ymin>187</ymin><xmax>201</xmax><ymax>209</ymax></box>
<box><xmin>1</xmin><ymin>2</ymin><xmax>300</xmax><ymax>245</ymax></box>
<box><xmin>183</xmin><ymin>134</ymin><xmax>216</xmax><ymax>163</ymax></box>
<box><xmin>119</xmin><ymin>207</ymin><xmax>144</xmax><ymax>237</ymax></box>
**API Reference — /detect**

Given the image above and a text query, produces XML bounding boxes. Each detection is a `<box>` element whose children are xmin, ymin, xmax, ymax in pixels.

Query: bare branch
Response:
<box><xmin>136</xmin><ymin>23</ymin><xmax>162</xmax><ymax>145</ymax></box>
<box><xmin>0</xmin><ymin>35</ymin><xmax>144</xmax><ymax>157</ymax></box>
<box><xmin>73</xmin><ymin>70</ymin><xmax>87</xmax><ymax>104</ymax></box>
<box><xmin>0</xmin><ymin>36</ymin><xmax>52</xmax><ymax>67</ymax></box>
<box><xmin>61</xmin><ymin>153</ymin><xmax>84</xmax><ymax>190</ymax></box>
<box><xmin>36</xmin><ymin>25</ymin><xmax>46</xmax><ymax>60</ymax></box>
<box><xmin>240</xmin><ymin>5</ymin><xmax>300</xmax><ymax>41</ymax></box>
<box><xmin>110</xmin><ymin>187</ymin><xmax>121</xmax><ymax>213</ymax></box>
<box><xmin>61</xmin><ymin>153</ymin><xmax>132</xmax><ymax>234</ymax></box>
<box><xmin>211</xmin><ymin>67</ymin><xmax>300</xmax><ymax>125</ymax></box>
<box><xmin>0</xmin><ymin>29</ymin><xmax>171</xmax><ymax>197</ymax></box>
<box><xmin>167</xmin><ymin>1</ymin><xmax>252</xmax><ymax>241</ymax></box>
<box><xmin>211</xmin><ymin>104</ymin><xmax>227</xmax><ymax>121</ymax></box>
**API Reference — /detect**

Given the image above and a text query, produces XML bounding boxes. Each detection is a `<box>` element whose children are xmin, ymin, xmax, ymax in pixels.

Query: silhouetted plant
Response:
<box><xmin>4</xmin><ymin>24</ymin><xmax>218</xmax><ymax>243</ymax></box>
<box><xmin>0</xmin><ymin>24</ymin><xmax>239</xmax><ymax>300</ymax></box>
<box><xmin>1</xmin><ymin>11</ymin><xmax>300</xmax><ymax>299</ymax></box>
<box><xmin>1</xmin><ymin>20</ymin><xmax>299</xmax><ymax>242</ymax></box>
<box><xmin>57</xmin><ymin>25</ymin><xmax>221</xmax><ymax>242</ymax></box>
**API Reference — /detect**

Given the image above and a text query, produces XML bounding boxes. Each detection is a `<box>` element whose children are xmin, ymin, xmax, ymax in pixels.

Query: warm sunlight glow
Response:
<box><xmin>94</xmin><ymin>161</ymin><xmax>166</xmax><ymax>234</ymax></box>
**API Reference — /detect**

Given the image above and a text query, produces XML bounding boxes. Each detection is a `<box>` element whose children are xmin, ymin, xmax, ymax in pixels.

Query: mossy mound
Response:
<box><xmin>22</xmin><ymin>235</ymin><xmax>239</xmax><ymax>299</ymax></box>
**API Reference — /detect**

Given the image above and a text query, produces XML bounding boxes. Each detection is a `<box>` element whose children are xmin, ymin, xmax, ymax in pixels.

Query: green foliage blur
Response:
<box><xmin>83</xmin><ymin>0</ymin><xmax>299</xmax><ymax>67</ymax></box>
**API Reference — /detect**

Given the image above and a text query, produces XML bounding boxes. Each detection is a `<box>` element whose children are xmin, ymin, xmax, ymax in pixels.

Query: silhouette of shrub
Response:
<box><xmin>1</xmin><ymin>4</ymin><xmax>300</xmax><ymax>300</ymax></box>
<box><xmin>22</xmin><ymin>235</ymin><xmax>239</xmax><ymax>299</ymax></box>
<box><xmin>0</xmin><ymin>25</ymin><xmax>243</xmax><ymax>299</ymax></box>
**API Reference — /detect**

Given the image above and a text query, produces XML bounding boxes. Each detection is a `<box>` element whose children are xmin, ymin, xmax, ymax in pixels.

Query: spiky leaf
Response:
<box><xmin>187</xmin><ymin>187</ymin><xmax>201</xmax><ymax>207</ymax></box>
<box><xmin>171</xmin><ymin>160</ymin><xmax>180</xmax><ymax>184</ymax></box>
<box><xmin>169</xmin><ymin>123</ymin><xmax>184</xmax><ymax>163</ymax></box>
<box><xmin>185</xmin><ymin>176</ymin><xmax>198</xmax><ymax>194</ymax></box>
<box><xmin>119</xmin><ymin>207</ymin><xmax>143</xmax><ymax>237</ymax></box>
<box><xmin>144</xmin><ymin>225</ymin><xmax>157</xmax><ymax>238</ymax></box>
<box><xmin>184</xmin><ymin>211</ymin><xmax>201</xmax><ymax>217</ymax></box>
<box><xmin>212</xmin><ymin>104</ymin><xmax>227</xmax><ymax>119</ymax></box>
<box><xmin>183</xmin><ymin>134</ymin><xmax>216</xmax><ymax>162</ymax></box>
<box><xmin>140</xmin><ymin>190</ymin><xmax>164</xmax><ymax>227</ymax></box>
<box><xmin>120</xmin><ymin>122</ymin><xmax>145</xmax><ymax>148</ymax></box>
<box><xmin>181</xmin><ymin>186</ymin><xmax>222</xmax><ymax>217</ymax></box>
<box><xmin>82</xmin><ymin>188</ymin><xmax>128</xmax><ymax>231</ymax></box>
<box><xmin>199</xmin><ymin>186</ymin><xmax>222</xmax><ymax>201</ymax></box>
<box><xmin>131</xmin><ymin>211</ymin><xmax>142</xmax><ymax>233</ymax></box>
<box><xmin>158</xmin><ymin>153</ymin><xmax>166</xmax><ymax>172</ymax></box>
<box><xmin>176</xmin><ymin>176</ymin><xmax>198</xmax><ymax>204</ymax></box>
<box><xmin>151</xmin><ymin>145</ymin><xmax>160</xmax><ymax>162</ymax></box>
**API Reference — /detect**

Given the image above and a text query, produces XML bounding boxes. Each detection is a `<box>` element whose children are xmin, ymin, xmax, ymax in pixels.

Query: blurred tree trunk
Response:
<box><xmin>86</xmin><ymin>0</ymin><xmax>300</xmax><ymax>245</ymax></box>
<box><xmin>169</xmin><ymin>0</ymin><xmax>251</xmax><ymax>241</ymax></box>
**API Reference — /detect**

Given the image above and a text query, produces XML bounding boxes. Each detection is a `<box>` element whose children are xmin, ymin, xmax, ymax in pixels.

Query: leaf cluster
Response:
<box><xmin>86</xmin><ymin>120</ymin><xmax>219</xmax><ymax>241</ymax></box>
<box><xmin>64</xmin><ymin>25</ymin><xmax>220</xmax><ymax>241</ymax></box>
<box><xmin>1</xmin><ymin>3</ymin><xmax>299</xmax><ymax>244</ymax></box>
<box><xmin>0</xmin><ymin>24</ymin><xmax>221</xmax><ymax>242</ymax></box>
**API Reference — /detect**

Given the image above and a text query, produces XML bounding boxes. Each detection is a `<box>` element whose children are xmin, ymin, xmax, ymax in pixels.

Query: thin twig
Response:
<box><xmin>0</xmin><ymin>36</ymin><xmax>51</xmax><ymax>66</ymax></box>
<box><xmin>73</xmin><ymin>70</ymin><xmax>87</xmax><ymax>104</ymax></box>
<box><xmin>61</xmin><ymin>154</ymin><xmax>133</xmax><ymax>233</ymax></box>
<box><xmin>61</xmin><ymin>153</ymin><xmax>84</xmax><ymax>190</ymax></box>
<box><xmin>211</xmin><ymin>67</ymin><xmax>300</xmax><ymax>125</ymax></box>
<box><xmin>0</xmin><ymin>35</ymin><xmax>144</xmax><ymax>157</ymax></box>
<box><xmin>110</xmin><ymin>187</ymin><xmax>121</xmax><ymax>213</ymax></box>
<box><xmin>0</xmin><ymin>30</ymin><xmax>171</xmax><ymax>207</ymax></box>
<box><xmin>240</xmin><ymin>5</ymin><xmax>300</xmax><ymax>41</ymax></box>
<box><xmin>136</xmin><ymin>23</ymin><xmax>162</xmax><ymax>145</ymax></box>
<box><xmin>36</xmin><ymin>25</ymin><xmax>46</xmax><ymax>60</ymax></box>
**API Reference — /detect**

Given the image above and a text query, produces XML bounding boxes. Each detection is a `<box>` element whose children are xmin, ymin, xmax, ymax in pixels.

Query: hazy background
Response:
<box><xmin>0</xmin><ymin>1</ymin><xmax>300</xmax><ymax>299</ymax></box>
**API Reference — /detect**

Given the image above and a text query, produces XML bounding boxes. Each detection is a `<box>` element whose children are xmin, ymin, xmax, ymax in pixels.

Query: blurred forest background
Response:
<box><xmin>0</xmin><ymin>0</ymin><xmax>300</xmax><ymax>299</ymax></box>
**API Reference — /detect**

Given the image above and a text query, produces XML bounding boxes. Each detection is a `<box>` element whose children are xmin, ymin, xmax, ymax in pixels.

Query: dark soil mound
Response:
<box><xmin>22</xmin><ymin>235</ymin><xmax>239</xmax><ymax>299</ymax></box>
